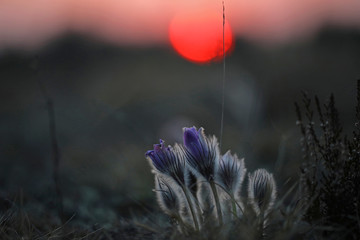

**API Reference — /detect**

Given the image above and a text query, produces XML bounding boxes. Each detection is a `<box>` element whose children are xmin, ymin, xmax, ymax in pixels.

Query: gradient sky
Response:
<box><xmin>1</xmin><ymin>0</ymin><xmax>360</xmax><ymax>49</ymax></box>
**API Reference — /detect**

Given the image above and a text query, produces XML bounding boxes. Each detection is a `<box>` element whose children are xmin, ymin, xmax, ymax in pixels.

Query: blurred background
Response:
<box><xmin>1</xmin><ymin>0</ymin><xmax>360</xmax><ymax>227</ymax></box>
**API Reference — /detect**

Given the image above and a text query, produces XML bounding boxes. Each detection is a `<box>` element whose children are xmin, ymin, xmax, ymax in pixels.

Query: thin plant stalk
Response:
<box><xmin>210</xmin><ymin>180</ymin><xmax>223</xmax><ymax>225</ymax></box>
<box><xmin>219</xmin><ymin>0</ymin><xmax>226</xmax><ymax>150</ymax></box>
<box><xmin>180</xmin><ymin>184</ymin><xmax>200</xmax><ymax>231</ymax></box>
<box><xmin>188</xmin><ymin>181</ymin><xmax>204</xmax><ymax>225</ymax></box>
<box><xmin>212</xmin><ymin>181</ymin><xmax>245</xmax><ymax>218</ymax></box>
<box><xmin>38</xmin><ymin>79</ymin><xmax>64</xmax><ymax>224</ymax></box>
<box><xmin>231</xmin><ymin>193</ymin><xmax>237</xmax><ymax>219</ymax></box>
<box><xmin>174</xmin><ymin>214</ymin><xmax>193</xmax><ymax>233</ymax></box>
<box><xmin>258</xmin><ymin>212</ymin><xmax>265</xmax><ymax>238</ymax></box>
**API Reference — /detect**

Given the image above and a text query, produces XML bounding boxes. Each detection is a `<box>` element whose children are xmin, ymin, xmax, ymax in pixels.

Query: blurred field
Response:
<box><xmin>0</xmin><ymin>28</ymin><xmax>360</xmax><ymax>237</ymax></box>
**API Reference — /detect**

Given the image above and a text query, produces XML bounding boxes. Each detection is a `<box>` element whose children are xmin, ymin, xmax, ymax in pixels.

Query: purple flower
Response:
<box><xmin>183</xmin><ymin>127</ymin><xmax>220</xmax><ymax>181</ymax></box>
<box><xmin>145</xmin><ymin>139</ymin><xmax>186</xmax><ymax>185</ymax></box>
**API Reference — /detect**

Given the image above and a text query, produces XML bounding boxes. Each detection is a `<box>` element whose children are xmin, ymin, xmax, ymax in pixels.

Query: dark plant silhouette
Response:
<box><xmin>295</xmin><ymin>80</ymin><xmax>360</xmax><ymax>239</ymax></box>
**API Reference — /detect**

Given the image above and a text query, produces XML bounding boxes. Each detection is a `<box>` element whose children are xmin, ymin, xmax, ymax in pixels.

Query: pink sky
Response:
<box><xmin>0</xmin><ymin>0</ymin><xmax>360</xmax><ymax>49</ymax></box>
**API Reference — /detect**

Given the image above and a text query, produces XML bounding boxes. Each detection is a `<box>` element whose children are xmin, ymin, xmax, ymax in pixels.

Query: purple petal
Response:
<box><xmin>145</xmin><ymin>140</ymin><xmax>186</xmax><ymax>185</ymax></box>
<box><xmin>183</xmin><ymin>126</ymin><xmax>220</xmax><ymax>181</ymax></box>
<box><xmin>153</xmin><ymin>139</ymin><xmax>165</xmax><ymax>152</ymax></box>
<box><xmin>183</xmin><ymin>127</ymin><xmax>202</xmax><ymax>159</ymax></box>
<box><xmin>145</xmin><ymin>150</ymin><xmax>154</xmax><ymax>157</ymax></box>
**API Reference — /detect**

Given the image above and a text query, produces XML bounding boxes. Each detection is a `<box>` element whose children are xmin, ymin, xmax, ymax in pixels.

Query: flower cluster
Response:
<box><xmin>145</xmin><ymin>127</ymin><xmax>277</xmax><ymax>232</ymax></box>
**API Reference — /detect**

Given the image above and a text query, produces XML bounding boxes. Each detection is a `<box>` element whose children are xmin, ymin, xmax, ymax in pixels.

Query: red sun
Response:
<box><xmin>169</xmin><ymin>9</ymin><xmax>234</xmax><ymax>64</ymax></box>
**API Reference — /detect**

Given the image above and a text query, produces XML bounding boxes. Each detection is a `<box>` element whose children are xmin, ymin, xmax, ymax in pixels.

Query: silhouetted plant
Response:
<box><xmin>295</xmin><ymin>81</ymin><xmax>360</xmax><ymax>239</ymax></box>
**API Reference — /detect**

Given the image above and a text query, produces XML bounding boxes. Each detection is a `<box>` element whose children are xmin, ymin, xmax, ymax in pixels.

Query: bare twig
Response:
<box><xmin>38</xmin><ymin>79</ymin><xmax>64</xmax><ymax>224</ymax></box>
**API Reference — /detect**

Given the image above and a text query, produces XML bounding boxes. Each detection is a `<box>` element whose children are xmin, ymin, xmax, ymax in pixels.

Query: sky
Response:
<box><xmin>1</xmin><ymin>0</ymin><xmax>360</xmax><ymax>50</ymax></box>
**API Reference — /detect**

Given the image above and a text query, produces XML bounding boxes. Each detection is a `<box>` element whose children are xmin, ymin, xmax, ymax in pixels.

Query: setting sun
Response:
<box><xmin>169</xmin><ymin>9</ymin><xmax>233</xmax><ymax>64</ymax></box>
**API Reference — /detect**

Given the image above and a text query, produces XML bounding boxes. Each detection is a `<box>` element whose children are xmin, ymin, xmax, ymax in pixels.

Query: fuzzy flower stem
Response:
<box><xmin>213</xmin><ymin>180</ymin><xmax>245</xmax><ymax>217</ymax></box>
<box><xmin>210</xmin><ymin>180</ymin><xmax>223</xmax><ymax>226</ymax></box>
<box><xmin>174</xmin><ymin>214</ymin><xmax>191</xmax><ymax>233</ymax></box>
<box><xmin>231</xmin><ymin>193</ymin><xmax>237</xmax><ymax>219</ymax></box>
<box><xmin>180</xmin><ymin>184</ymin><xmax>200</xmax><ymax>232</ymax></box>
<box><xmin>257</xmin><ymin>213</ymin><xmax>265</xmax><ymax>238</ymax></box>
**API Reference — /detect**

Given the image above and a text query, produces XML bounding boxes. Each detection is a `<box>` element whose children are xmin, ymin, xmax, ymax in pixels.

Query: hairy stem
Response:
<box><xmin>173</xmin><ymin>214</ymin><xmax>192</xmax><ymax>233</ymax></box>
<box><xmin>210</xmin><ymin>180</ymin><xmax>223</xmax><ymax>225</ymax></box>
<box><xmin>231</xmin><ymin>193</ymin><xmax>237</xmax><ymax>219</ymax></box>
<box><xmin>181</xmin><ymin>185</ymin><xmax>200</xmax><ymax>231</ymax></box>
